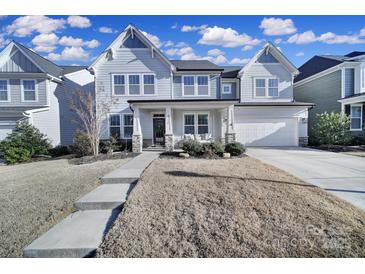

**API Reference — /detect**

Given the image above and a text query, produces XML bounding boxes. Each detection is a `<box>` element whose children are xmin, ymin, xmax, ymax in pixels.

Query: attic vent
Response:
<box><xmin>106</xmin><ymin>48</ymin><xmax>113</xmax><ymax>60</ymax></box>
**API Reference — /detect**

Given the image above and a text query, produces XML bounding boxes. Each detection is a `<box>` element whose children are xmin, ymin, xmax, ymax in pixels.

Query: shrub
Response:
<box><xmin>202</xmin><ymin>142</ymin><xmax>225</xmax><ymax>157</ymax></box>
<box><xmin>70</xmin><ymin>131</ymin><xmax>92</xmax><ymax>157</ymax></box>
<box><xmin>347</xmin><ymin>134</ymin><xmax>365</xmax><ymax>146</ymax></box>
<box><xmin>312</xmin><ymin>112</ymin><xmax>351</xmax><ymax>146</ymax></box>
<box><xmin>49</xmin><ymin>145</ymin><xmax>70</xmax><ymax>157</ymax></box>
<box><xmin>0</xmin><ymin>123</ymin><xmax>51</xmax><ymax>164</ymax></box>
<box><xmin>182</xmin><ymin>140</ymin><xmax>203</xmax><ymax>156</ymax></box>
<box><xmin>225</xmin><ymin>142</ymin><xmax>246</xmax><ymax>156</ymax></box>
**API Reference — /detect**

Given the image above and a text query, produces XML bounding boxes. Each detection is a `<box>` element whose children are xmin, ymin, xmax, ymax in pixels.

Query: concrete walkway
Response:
<box><xmin>247</xmin><ymin>147</ymin><xmax>365</xmax><ymax>211</ymax></box>
<box><xmin>24</xmin><ymin>151</ymin><xmax>160</xmax><ymax>258</ymax></box>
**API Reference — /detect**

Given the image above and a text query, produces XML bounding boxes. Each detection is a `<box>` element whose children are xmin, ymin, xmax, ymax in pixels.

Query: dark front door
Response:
<box><xmin>153</xmin><ymin>118</ymin><xmax>165</xmax><ymax>146</ymax></box>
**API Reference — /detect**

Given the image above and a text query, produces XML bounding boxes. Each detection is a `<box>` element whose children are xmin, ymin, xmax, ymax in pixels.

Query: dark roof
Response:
<box><xmin>345</xmin><ymin>51</ymin><xmax>365</xmax><ymax>58</ymax></box>
<box><xmin>170</xmin><ymin>60</ymin><xmax>223</xmax><ymax>71</ymax></box>
<box><xmin>220</xmin><ymin>66</ymin><xmax>241</xmax><ymax>78</ymax></box>
<box><xmin>60</xmin><ymin>65</ymin><xmax>88</xmax><ymax>75</ymax></box>
<box><xmin>128</xmin><ymin>98</ymin><xmax>238</xmax><ymax>104</ymax></box>
<box><xmin>14</xmin><ymin>41</ymin><xmax>64</xmax><ymax>78</ymax></box>
<box><xmin>235</xmin><ymin>101</ymin><xmax>315</xmax><ymax>107</ymax></box>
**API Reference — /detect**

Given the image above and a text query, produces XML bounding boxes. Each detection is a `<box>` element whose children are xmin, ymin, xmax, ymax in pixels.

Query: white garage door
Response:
<box><xmin>235</xmin><ymin>117</ymin><xmax>298</xmax><ymax>147</ymax></box>
<box><xmin>0</xmin><ymin>125</ymin><xmax>15</xmax><ymax>141</ymax></box>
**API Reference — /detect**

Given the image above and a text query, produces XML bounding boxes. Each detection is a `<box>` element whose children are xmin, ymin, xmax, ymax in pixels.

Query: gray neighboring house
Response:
<box><xmin>294</xmin><ymin>52</ymin><xmax>365</xmax><ymax>137</ymax></box>
<box><xmin>89</xmin><ymin>24</ymin><xmax>312</xmax><ymax>152</ymax></box>
<box><xmin>0</xmin><ymin>41</ymin><xmax>94</xmax><ymax>146</ymax></box>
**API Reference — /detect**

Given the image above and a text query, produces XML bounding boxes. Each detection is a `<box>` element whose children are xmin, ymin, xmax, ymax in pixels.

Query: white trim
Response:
<box><xmin>341</xmin><ymin>67</ymin><xmax>345</xmax><ymax>99</ymax></box>
<box><xmin>222</xmin><ymin>83</ymin><xmax>232</xmax><ymax>94</ymax></box>
<box><xmin>294</xmin><ymin>65</ymin><xmax>341</xmax><ymax>87</ymax></box>
<box><xmin>111</xmin><ymin>73</ymin><xmax>157</xmax><ymax>96</ymax></box>
<box><xmin>128</xmin><ymin>74</ymin><xmax>142</xmax><ymax>96</ymax></box>
<box><xmin>361</xmin><ymin>64</ymin><xmax>365</xmax><ymax>93</ymax></box>
<box><xmin>183</xmin><ymin>112</ymin><xmax>210</xmax><ymax>135</ymax></box>
<box><xmin>196</xmin><ymin>75</ymin><xmax>210</xmax><ymax>96</ymax></box>
<box><xmin>108</xmin><ymin>113</ymin><xmax>121</xmax><ymax>138</ymax></box>
<box><xmin>253</xmin><ymin>77</ymin><xmax>279</xmax><ymax>98</ymax></box>
<box><xmin>108</xmin><ymin>113</ymin><xmax>134</xmax><ymax>139</ymax></box>
<box><xmin>182</xmin><ymin>75</ymin><xmax>210</xmax><ymax>97</ymax></box>
<box><xmin>20</xmin><ymin>79</ymin><xmax>38</xmax><ymax>102</ymax></box>
<box><xmin>122</xmin><ymin>113</ymin><xmax>134</xmax><ymax>139</ymax></box>
<box><xmin>142</xmin><ymin>74</ymin><xmax>156</xmax><ymax>95</ymax></box>
<box><xmin>350</xmin><ymin>104</ymin><xmax>363</xmax><ymax>131</ymax></box>
<box><xmin>182</xmin><ymin>75</ymin><xmax>195</xmax><ymax>97</ymax></box>
<box><xmin>0</xmin><ymin>79</ymin><xmax>11</xmax><ymax>102</ymax></box>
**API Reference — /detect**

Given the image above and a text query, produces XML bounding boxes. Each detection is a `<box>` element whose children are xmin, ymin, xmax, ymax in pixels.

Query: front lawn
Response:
<box><xmin>97</xmin><ymin>156</ymin><xmax>365</xmax><ymax>257</ymax></box>
<box><xmin>0</xmin><ymin>157</ymin><xmax>131</xmax><ymax>257</ymax></box>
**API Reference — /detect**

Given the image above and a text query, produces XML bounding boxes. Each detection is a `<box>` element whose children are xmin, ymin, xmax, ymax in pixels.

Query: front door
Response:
<box><xmin>153</xmin><ymin>118</ymin><xmax>165</xmax><ymax>146</ymax></box>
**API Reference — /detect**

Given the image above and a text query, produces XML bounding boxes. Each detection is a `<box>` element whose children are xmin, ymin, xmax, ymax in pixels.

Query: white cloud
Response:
<box><xmin>164</xmin><ymin>40</ymin><xmax>174</xmax><ymax>47</ymax></box>
<box><xmin>84</xmin><ymin>39</ymin><xmax>100</xmax><ymax>48</ymax></box>
<box><xmin>181</xmin><ymin>24</ymin><xmax>208</xmax><ymax>32</ymax></box>
<box><xmin>67</xmin><ymin>16</ymin><xmax>91</xmax><ymax>28</ymax></box>
<box><xmin>287</xmin><ymin>31</ymin><xmax>317</xmax><ymax>45</ymax></box>
<box><xmin>180</xmin><ymin>52</ymin><xmax>202</xmax><ymax>61</ymax></box>
<box><xmin>175</xmin><ymin>42</ymin><xmax>189</xmax><ymax>48</ymax></box>
<box><xmin>59</xmin><ymin>36</ymin><xmax>100</xmax><ymax>49</ymax></box>
<box><xmin>274</xmin><ymin>38</ymin><xmax>282</xmax><ymax>44</ymax></box>
<box><xmin>207</xmin><ymin>48</ymin><xmax>225</xmax><ymax>56</ymax></box>
<box><xmin>171</xmin><ymin>23</ymin><xmax>178</xmax><ymax>29</ymax></box>
<box><xmin>360</xmin><ymin>27</ymin><xmax>365</xmax><ymax>37</ymax></box>
<box><xmin>0</xmin><ymin>34</ymin><xmax>10</xmax><ymax>49</ymax></box>
<box><xmin>141</xmin><ymin>31</ymin><xmax>162</xmax><ymax>48</ymax></box>
<box><xmin>259</xmin><ymin>17</ymin><xmax>297</xmax><ymax>36</ymax></box>
<box><xmin>99</xmin><ymin>26</ymin><xmax>113</xmax><ymax>33</ymax></box>
<box><xmin>296</xmin><ymin>51</ymin><xmax>305</xmax><ymax>57</ymax></box>
<box><xmin>47</xmin><ymin>46</ymin><xmax>90</xmax><ymax>61</ymax></box>
<box><xmin>165</xmin><ymin>48</ymin><xmax>178</xmax><ymax>56</ymax></box>
<box><xmin>6</xmin><ymin>15</ymin><xmax>66</xmax><ymax>37</ymax></box>
<box><xmin>229</xmin><ymin>58</ymin><xmax>250</xmax><ymax>65</ymax></box>
<box><xmin>198</xmin><ymin>26</ymin><xmax>261</xmax><ymax>48</ymax></box>
<box><xmin>204</xmin><ymin>55</ymin><xmax>228</xmax><ymax>64</ymax></box>
<box><xmin>32</xmin><ymin>33</ymin><xmax>59</xmax><ymax>52</ymax></box>
<box><xmin>242</xmin><ymin>45</ymin><xmax>253</xmax><ymax>51</ymax></box>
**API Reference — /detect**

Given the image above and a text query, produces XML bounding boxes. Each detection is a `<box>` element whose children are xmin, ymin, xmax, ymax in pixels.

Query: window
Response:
<box><xmin>183</xmin><ymin>113</ymin><xmax>209</xmax><ymax>135</ymax></box>
<box><xmin>197</xmin><ymin>76</ymin><xmax>209</xmax><ymax>96</ymax></box>
<box><xmin>123</xmin><ymin>114</ymin><xmax>133</xmax><ymax>138</ymax></box>
<box><xmin>143</xmin><ymin>75</ymin><xmax>155</xmax><ymax>95</ymax></box>
<box><xmin>109</xmin><ymin>114</ymin><xmax>121</xmax><ymax>138</ymax></box>
<box><xmin>22</xmin><ymin>80</ymin><xmax>36</xmax><ymax>101</ymax></box>
<box><xmin>268</xmin><ymin>79</ymin><xmax>279</xmax><ymax>97</ymax></box>
<box><xmin>128</xmin><ymin>75</ymin><xmax>140</xmax><ymax>95</ymax></box>
<box><xmin>350</xmin><ymin>105</ymin><xmax>362</xmax><ymax>131</ymax></box>
<box><xmin>183</xmin><ymin>76</ymin><xmax>195</xmax><ymax>96</ymax></box>
<box><xmin>113</xmin><ymin>75</ymin><xmax>125</xmax><ymax>95</ymax></box>
<box><xmin>222</xmin><ymin>84</ymin><xmax>231</xmax><ymax>94</ymax></box>
<box><xmin>361</xmin><ymin>65</ymin><xmax>365</xmax><ymax>91</ymax></box>
<box><xmin>255</xmin><ymin>79</ymin><xmax>266</xmax><ymax>97</ymax></box>
<box><xmin>184</xmin><ymin>114</ymin><xmax>195</xmax><ymax>134</ymax></box>
<box><xmin>0</xmin><ymin>80</ymin><xmax>9</xmax><ymax>101</ymax></box>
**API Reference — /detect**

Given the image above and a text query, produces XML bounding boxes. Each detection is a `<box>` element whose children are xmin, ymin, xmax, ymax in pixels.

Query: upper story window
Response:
<box><xmin>112</xmin><ymin>74</ymin><xmax>155</xmax><ymax>96</ymax></box>
<box><xmin>0</xmin><ymin>80</ymin><xmax>10</xmax><ymax>102</ymax></box>
<box><xmin>143</xmin><ymin>75</ymin><xmax>155</xmax><ymax>95</ymax></box>
<box><xmin>113</xmin><ymin>75</ymin><xmax>126</xmax><ymax>95</ymax></box>
<box><xmin>361</xmin><ymin>65</ymin><xmax>365</xmax><ymax>92</ymax></box>
<box><xmin>21</xmin><ymin>80</ymin><xmax>37</xmax><ymax>102</ymax></box>
<box><xmin>350</xmin><ymin>104</ymin><xmax>362</xmax><ymax>131</ymax></box>
<box><xmin>128</xmin><ymin>75</ymin><xmax>141</xmax><ymax>95</ymax></box>
<box><xmin>255</xmin><ymin>78</ymin><xmax>279</xmax><ymax>98</ymax></box>
<box><xmin>222</xmin><ymin>84</ymin><xmax>232</xmax><ymax>94</ymax></box>
<box><xmin>182</xmin><ymin>75</ymin><xmax>210</xmax><ymax>96</ymax></box>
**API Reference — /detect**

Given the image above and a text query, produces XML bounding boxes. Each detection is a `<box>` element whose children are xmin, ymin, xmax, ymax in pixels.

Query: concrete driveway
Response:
<box><xmin>246</xmin><ymin>147</ymin><xmax>365</xmax><ymax>211</ymax></box>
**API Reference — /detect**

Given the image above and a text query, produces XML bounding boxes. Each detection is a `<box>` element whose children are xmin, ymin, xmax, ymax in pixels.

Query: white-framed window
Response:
<box><xmin>109</xmin><ymin>114</ymin><xmax>121</xmax><ymax>138</ymax></box>
<box><xmin>350</xmin><ymin>104</ymin><xmax>363</xmax><ymax>131</ymax></box>
<box><xmin>128</xmin><ymin>75</ymin><xmax>141</xmax><ymax>95</ymax></box>
<box><xmin>143</xmin><ymin>74</ymin><xmax>155</xmax><ymax>95</ymax></box>
<box><xmin>361</xmin><ymin>65</ymin><xmax>365</xmax><ymax>92</ymax></box>
<box><xmin>21</xmin><ymin>79</ymin><xmax>37</xmax><ymax>102</ymax></box>
<box><xmin>112</xmin><ymin>75</ymin><xmax>126</xmax><ymax>95</ymax></box>
<box><xmin>0</xmin><ymin>79</ymin><xmax>10</xmax><ymax>102</ymax></box>
<box><xmin>182</xmin><ymin>75</ymin><xmax>210</xmax><ymax>96</ymax></box>
<box><xmin>254</xmin><ymin>78</ymin><xmax>279</xmax><ymax>98</ymax></box>
<box><xmin>183</xmin><ymin>113</ymin><xmax>209</xmax><ymax>135</ymax></box>
<box><xmin>123</xmin><ymin>114</ymin><xmax>133</xmax><ymax>138</ymax></box>
<box><xmin>222</xmin><ymin>83</ymin><xmax>232</xmax><ymax>94</ymax></box>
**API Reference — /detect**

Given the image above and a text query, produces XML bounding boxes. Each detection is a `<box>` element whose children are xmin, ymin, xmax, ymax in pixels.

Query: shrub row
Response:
<box><xmin>182</xmin><ymin>140</ymin><xmax>245</xmax><ymax>157</ymax></box>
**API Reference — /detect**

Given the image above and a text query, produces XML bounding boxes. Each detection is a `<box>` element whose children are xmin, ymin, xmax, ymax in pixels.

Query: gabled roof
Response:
<box><xmin>345</xmin><ymin>51</ymin><xmax>365</xmax><ymax>58</ymax></box>
<box><xmin>220</xmin><ymin>66</ymin><xmax>241</xmax><ymax>78</ymax></box>
<box><xmin>89</xmin><ymin>24</ymin><xmax>175</xmax><ymax>71</ymax></box>
<box><xmin>170</xmin><ymin>60</ymin><xmax>223</xmax><ymax>71</ymax></box>
<box><xmin>239</xmin><ymin>42</ymin><xmax>299</xmax><ymax>76</ymax></box>
<box><xmin>60</xmin><ymin>65</ymin><xmax>88</xmax><ymax>75</ymax></box>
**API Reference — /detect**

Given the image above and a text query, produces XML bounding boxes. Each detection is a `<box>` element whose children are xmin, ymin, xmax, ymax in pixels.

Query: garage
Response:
<box><xmin>0</xmin><ymin>124</ymin><xmax>15</xmax><ymax>141</ymax></box>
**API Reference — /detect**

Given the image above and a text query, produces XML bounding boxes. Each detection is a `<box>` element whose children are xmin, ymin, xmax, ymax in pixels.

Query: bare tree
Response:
<box><xmin>69</xmin><ymin>89</ymin><xmax>111</xmax><ymax>156</ymax></box>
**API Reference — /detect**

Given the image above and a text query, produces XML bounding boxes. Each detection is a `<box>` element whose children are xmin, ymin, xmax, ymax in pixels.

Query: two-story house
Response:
<box><xmin>294</xmin><ymin>52</ymin><xmax>365</xmax><ymax>136</ymax></box>
<box><xmin>0</xmin><ymin>41</ymin><xmax>94</xmax><ymax>146</ymax></box>
<box><xmin>89</xmin><ymin>24</ymin><xmax>312</xmax><ymax>153</ymax></box>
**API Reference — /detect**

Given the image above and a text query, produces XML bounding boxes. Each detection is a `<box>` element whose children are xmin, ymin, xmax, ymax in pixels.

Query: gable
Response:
<box><xmin>256</xmin><ymin>52</ymin><xmax>279</xmax><ymax>63</ymax></box>
<box><xmin>0</xmin><ymin>47</ymin><xmax>41</xmax><ymax>73</ymax></box>
<box><xmin>121</xmin><ymin>34</ymin><xmax>148</xmax><ymax>49</ymax></box>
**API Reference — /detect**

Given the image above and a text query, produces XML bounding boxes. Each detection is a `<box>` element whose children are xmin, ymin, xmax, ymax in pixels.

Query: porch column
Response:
<box><xmin>165</xmin><ymin>106</ymin><xmax>174</xmax><ymax>151</ymax></box>
<box><xmin>225</xmin><ymin>105</ymin><xmax>236</xmax><ymax>143</ymax></box>
<box><xmin>132</xmin><ymin>106</ymin><xmax>143</xmax><ymax>153</ymax></box>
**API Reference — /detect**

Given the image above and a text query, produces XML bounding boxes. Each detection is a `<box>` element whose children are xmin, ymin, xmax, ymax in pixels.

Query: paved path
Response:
<box><xmin>24</xmin><ymin>151</ymin><xmax>160</xmax><ymax>258</ymax></box>
<box><xmin>247</xmin><ymin>147</ymin><xmax>365</xmax><ymax>211</ymax></box>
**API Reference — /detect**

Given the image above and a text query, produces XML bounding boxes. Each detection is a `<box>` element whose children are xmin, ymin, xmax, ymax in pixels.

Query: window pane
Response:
<box><xmin>351</xmin><ymin>106</ymin><xmax>361</xmax><ymax>118</ymax></box>
<box><xmin>198</xmin><ymin>86</ymin><xmax>209</xmax><ymax>95</ymax></box>
<box><xmin>114</xmin><ymin>85</ymin><xmax>125</xmax><ymax>95</ymax></box>
<box><xmin>0</xmin><ymin>81</ymin><xmax>7</xmax><ymax>101</ymax></box>
<box><xmin>129</xmin><ymin>75</ymin><xmax>140</xmax><ymax>85</ymax></box>
<box><xmin>143</xmin><ymin>75</ymin><xmax>154</xmax><ymax>85</ymax></box>
<box><xmin>23</xmin><ymin>80</ymin><xmax>35</xmax><ymax>91</ymax></box>
<box><xmin>124</xmin><ymin>127</ymin><xmax>133</xmax><ymax>138</ymax></box>
<box><xmin>114</xmin><ymin>75</ymin><xmax>125</xmax><ymax>85</ymax></box>
<box><xmin>256</xmin><ymin>79</ymin><xmax>265</xmax><ymax>88</ymax></box>
<box><xmin>197</xmin><ymin>76</ymin><xmax>208</xmax><ymax>86</ymax></box>
<box><xmin>351</xmin><ymin>118</ymin><xmax>361</xmax><ymax>129</ymax></box>
<box><xmin>110</xmin><ymin>127</ymin><xmax>120</xmax><ymax>138</ymax></box>
<box><xmin>268</xmin><ymin>87</ymin><xmax>278</xmax><ymax>97</ymax></box>
<box><xmin>124</xmin><ymin>114</ymin><xmax>133</xmax><ymax>126</ymax></box>
<box><xmin>144</xmin><ymin>85</ymin><xmax>155</xmax><ymax>94</ymax></box>
<box><xmin>269</xmin><ymin>79</ymin><xmax>278</xmax><ymax>87</ymax></box>
<box><xmin>183</xmin><ymin>76</ymin><xmax>194</xmax><ymax>86</ymax></box>
<box><xmin>223</xmin><ymin>85</ymin><xmax>231</xmax><ymax>93</ymax></box>
<box><xmin>198</xmin><ymin>114</ymin><xmax>208</xmax><ymax>125</ymax></box>
<box><xmin>0</xmin><ymin>80</ymin><xmax>7</xmax><ymax>91</ymax></box>
<box><xmin>129</xmin><ymin>85</ymin><xmax>140</xmax><ymax>95</ymax></box>
<box><xmin>24</xmin><ymin>90</ymin><xmax>35</xmax><ymax>101</ymax></box>
<box><xmin>110</xmin><ymin>115</ymin><xmax>120</xmax><ymax>126</ymax></box>
<box><xmin>184</xmin><ymin>125</ymin><xmax>195</xmax><ymax>134</ymax></box>
<box><xmin>184</xmin><ymin>114</ymin><xmax>195</xmax><ymax>125</ymax></box>
<box><xmin>198</xmin><ymin>126</ymin><xmax>208</xmax><ymax>134</ymax></box>
<box><xmin>256</xmin><ymin>87</ymin><xmax>266</xmax><ymax>97</ymax></box>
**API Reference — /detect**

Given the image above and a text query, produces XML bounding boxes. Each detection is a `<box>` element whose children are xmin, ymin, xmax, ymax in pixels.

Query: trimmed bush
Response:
<box><xmin>312</xmin><ymin>112</ymin><xmax>351</xmax><ymax>146</ymax></box>
<box><xmin>182</xmin><ymin>140</ymin><xmax>203</xmax><ymax>156</ymax></box>
<box><xmin>0</xmin><ymin>123</ymin><xmax>51</xmax><ymax>164</ymax></box>
<box><xmin>347</xmin><ymin>134</ymin><xmax>365</xmax><ymax>146</ymax></box>
<box><xmin>70</xmin><ymin>131</ymin><xmax>92</xmax><ymax>157</ymax></box>
<box><xmin>49</xmin><ymin>145</ymin><xmax>70</xmax><ymax>157</ymax></box>
<box><xmin>202</xmin><ymin>142</ymin><xmax>225</xmax><ymax>157</ymax></box>
<box><xmin>225</xmin><ymin>142</ymin><xmax>246</xmax><ymax>156</ymax></box>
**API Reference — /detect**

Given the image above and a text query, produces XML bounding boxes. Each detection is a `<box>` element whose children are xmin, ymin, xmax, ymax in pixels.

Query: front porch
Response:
<box><xmin>339</xmin><ymin>94</ymin><xmax>365</xmax><ymax>134</ymax></box>
<box><xmin>128</xmin><ymin>99</ymin><xmax>238</xmax><ymax>153</ymax></box>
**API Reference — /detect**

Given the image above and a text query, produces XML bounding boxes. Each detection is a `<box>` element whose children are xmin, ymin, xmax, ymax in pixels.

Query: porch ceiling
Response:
<box><xmin>339</xmin><ymin>93</ymin><xmax>365</xmax><ymax>104</ymax></box>
<box><xmin>128</xmin><ymin>99</ymin><xmax>238</xmax><ymax>109</ymax></box>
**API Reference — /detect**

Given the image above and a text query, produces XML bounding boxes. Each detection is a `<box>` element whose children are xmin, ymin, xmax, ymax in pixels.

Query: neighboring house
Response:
<box><xmin>0</xmin><ymin>41</ymin><xmax>94</xmax><ymax>146</ymax></box>
<box><xmin>294</xmin><ymin>52</ymin><xmax>365</xmax><ymax>137</ymax></box>
<box><xmin>89</xmin><ymin>24</ymin><xmax>312</xmax><ymax>152</ymax></box>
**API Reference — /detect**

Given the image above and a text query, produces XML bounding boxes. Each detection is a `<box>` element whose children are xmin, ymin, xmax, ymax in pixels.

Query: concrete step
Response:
<box><xmin>75</xmin><ymin>183</ymin><xmax>135</xmax><ymax>210</ymax></box>
<box><xmin>24</xmin><ymin>209</ymin><xmax>120</xmax><ymax>258</ymax></box>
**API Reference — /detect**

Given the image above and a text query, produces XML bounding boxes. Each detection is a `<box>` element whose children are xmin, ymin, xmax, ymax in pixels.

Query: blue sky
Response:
<box><xmin>1</xmin><ymin>15</ymin><xmax>365</xmax><ymax>67</ymax></box>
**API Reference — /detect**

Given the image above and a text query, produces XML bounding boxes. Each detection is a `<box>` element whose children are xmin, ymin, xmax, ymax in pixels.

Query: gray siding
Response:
<box><xmin>294</xmin><ymin>70</ymin><xmax>342</xmax><ymax>136</ymax></box>
<box><xmin>344</xmin><ymin>68</ymin><xmax>355</xmax><ymax>97</ymax></box>
<box><xmin>256</xmin><ymin>52</ymin><xmax>279</xmax><ymax>63</ymax></box>
<box><xmin>221</xmin><ymin>81</ymin><xmax>238</xmax><ymax>100</ymax></box>
<box><xmin>0</xmin><ymin>49</ymin><xmax>41</xmax><ymax>73</ymax></box>
<box><xmin>172</xmin><ymin>75</ymin><xmax>219</xmax><ymax>99</ymax></box>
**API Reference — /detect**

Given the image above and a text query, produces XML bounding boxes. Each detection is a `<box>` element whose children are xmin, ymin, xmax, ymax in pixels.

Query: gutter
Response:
<box><xmin>22</xmin><ymin>107</ymin><xmax>50</xmax><ymax>124</ymax></box>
